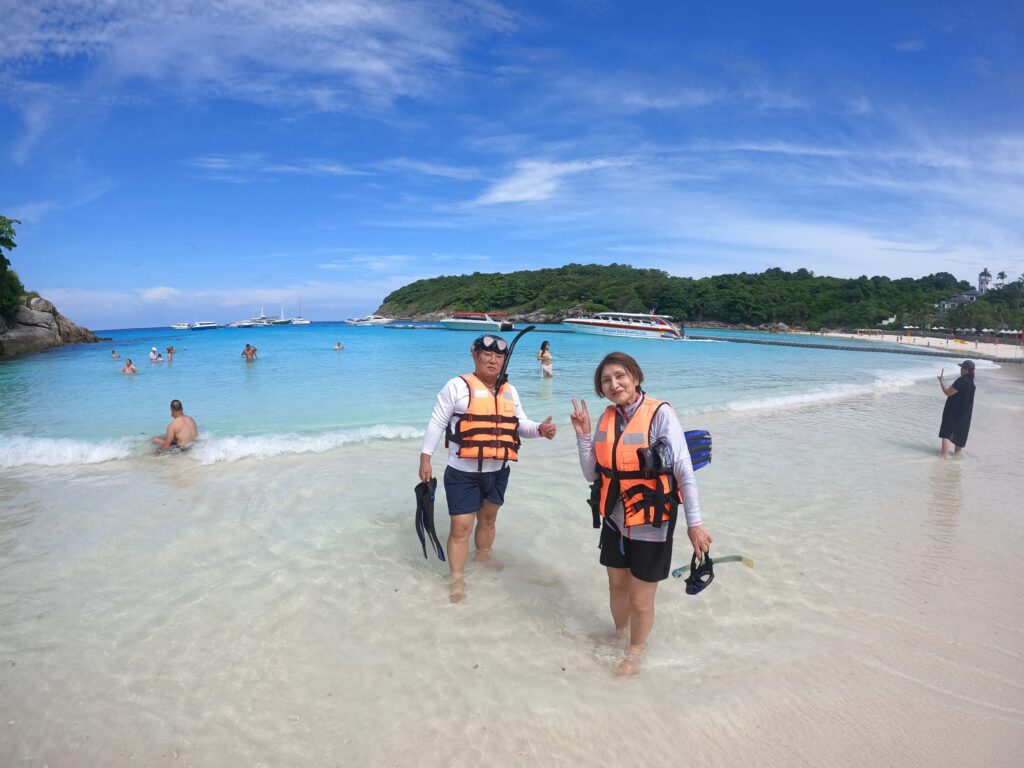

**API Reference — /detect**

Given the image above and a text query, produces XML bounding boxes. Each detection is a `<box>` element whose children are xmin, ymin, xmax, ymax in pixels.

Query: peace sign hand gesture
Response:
<box><xmin>570</xmin><ymin>398</ymin><xmax>592</xmax><ymax>436</ymax></box>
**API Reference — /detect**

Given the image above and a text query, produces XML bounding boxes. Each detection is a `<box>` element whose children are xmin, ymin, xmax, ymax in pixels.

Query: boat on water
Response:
<box><xmin>346</xmin><ymin>315</ymin><xmax>393</xmax><ymax>326</ymax></box>
<box><xmin>190</xmin><ymin>321</ymin><xmax>222</xmax><ymax>331</ymax></box>
<box><xmin>440</xmin><ymin>312</ymin><xmax>514</xmax><ymax>332</ymax></box>
<box><xmin>170</xmin><ymin>322</ymin><xmax>191</xmax><ymax>330</ymax></box>
<box><xmin>270</xmin><ymin>304</ymin><xmax>292</xmax><ymax>326</ymax></box>
<box><xmin>562</xmin><ymin>312</ymin><xmax>682</xmax><ymax>340</ymax></box>
<box><xmin>232</xmin><ymin>305</ymin><xmax>275</xmax><ymax>327</ymax></box>
<box><xmin>289</xmin><ymin>301</ymin><xmax>311</xmax><ymax>325</ymax></box>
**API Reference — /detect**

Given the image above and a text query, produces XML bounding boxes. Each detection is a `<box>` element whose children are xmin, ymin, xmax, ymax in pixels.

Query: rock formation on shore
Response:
<box><xmin>0</xmin><ymin>297</ymin><xmax>102</xmax><ymax>359</ymax></box>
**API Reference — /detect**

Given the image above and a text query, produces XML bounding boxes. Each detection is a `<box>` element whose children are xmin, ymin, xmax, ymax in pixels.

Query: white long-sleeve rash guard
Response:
<box><xmin>421</xmin><ymin>376</ymin><xmax>543</xmax><ymax>473</ymax></box>
<box><xmin>576</xmin><ymin>396</ymin><xmax>702</xmax><ymax>543</ymax></box>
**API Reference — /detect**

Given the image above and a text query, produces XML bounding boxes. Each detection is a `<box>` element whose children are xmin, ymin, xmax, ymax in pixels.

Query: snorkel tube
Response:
<box><xmin>493</xmin><ymin>325</ymin><xmax>535</xmax><ymax>395</ymax></box>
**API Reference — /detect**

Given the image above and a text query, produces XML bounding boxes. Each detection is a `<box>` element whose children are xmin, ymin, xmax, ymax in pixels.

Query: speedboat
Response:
<box><xmin>344</xmin><ymin>313</ymin><xmax>391</xmax><ymax>325</ymax></box>
<box><xmin>562</xmin><ymin>312</ymin><xmax>682</xmax><ymax>340</ymax></box>
<box><xmin>190</xmin><ymin>321</ymin><xmax>222</xmax><ymax>331</ymax></box>
<box><xmin>170</xmin><ymin>322</ymin><xmax>191</xmax><ymax>330</ymax></box>
<box><xmin>440</xmin><ymin>312</ymin><xmax>514</xmax><ymax>332</ymax></box>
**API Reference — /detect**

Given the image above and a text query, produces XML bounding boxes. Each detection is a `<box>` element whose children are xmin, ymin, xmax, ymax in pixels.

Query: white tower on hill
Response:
<box><xmin>978</xmin><ymin>268</ymin><xmax>992</xmax><ymax>293</ymax></box>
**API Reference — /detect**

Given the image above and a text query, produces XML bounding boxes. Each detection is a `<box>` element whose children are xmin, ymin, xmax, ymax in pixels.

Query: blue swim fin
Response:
<box><xmin>684</xmin><ymin>429</ymin><xmax>712</xmax><ymax>470</ymax></box>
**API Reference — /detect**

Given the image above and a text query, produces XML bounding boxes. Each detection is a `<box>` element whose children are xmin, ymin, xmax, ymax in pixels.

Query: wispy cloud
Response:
<box><xmin>1</xmin><ymin>1</ymin><xmax>517</xmax><ymax>109</ymax></box>
<box><xmin>317</xmin><ymin>254</ymin><xmax>415</xmax><ymax>272</ymax></box>
<box><xmin>377</xmin><ymin>158</ymin><xmax>483</xmax><ymax>181</ymax></box>
<box><xmin>188</xmin><ymin>155</ymin><xmax>367</xmax><ymax>181</ymax></box>
<box><xmin>471</xmin><ymin>158</ymin><xmax>623</xmax><ymax>205</ymax></box>
<box><xmin>893</xmin><ymin>39</ymin><xmax>926</xmax><ymax>52</ymax></box>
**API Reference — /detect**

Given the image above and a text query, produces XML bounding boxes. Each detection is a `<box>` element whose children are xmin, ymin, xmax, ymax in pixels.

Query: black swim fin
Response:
<box><xmin>414</xmin><ymin>478</ymin><xmax>445</xmax><ymax>562</ymax></box>
<box><xmin>684</xmin><ymin>429</ymin><xmax>712</xmax><ymax>470</ymax></box>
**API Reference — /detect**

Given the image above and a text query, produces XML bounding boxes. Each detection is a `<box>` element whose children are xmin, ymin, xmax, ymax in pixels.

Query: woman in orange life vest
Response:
<box><xmin>570</xmin><ymin>351</ymin><xmax>712</xmax><ymax>675</ymax></box>
<box><xmin>420</xmin><ymin>334</ymin><xmax>557</xmax><ymax>602</ymax></box>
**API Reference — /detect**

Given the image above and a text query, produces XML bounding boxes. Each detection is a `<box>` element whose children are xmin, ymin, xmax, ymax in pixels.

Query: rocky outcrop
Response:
<box><xmin>0</xmin><ymin>297</ymin><xmax>102</xmax><ymax>359</ymax></box>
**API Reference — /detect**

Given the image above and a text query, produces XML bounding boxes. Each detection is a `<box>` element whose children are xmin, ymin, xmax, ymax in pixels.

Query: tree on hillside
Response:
<box><xmin>0</xmin><ymin>215</ymin><xmax>26</xmax><ymax>316</ymax></box>
<box><xmin>997</xmin><ymin>270</ymin><xmax>1007</xmax><ymax>287</ymax></box>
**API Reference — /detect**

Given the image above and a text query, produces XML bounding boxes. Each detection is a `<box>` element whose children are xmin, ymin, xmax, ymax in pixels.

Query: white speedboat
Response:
<box><xmin>562</xmin><ymin>312</ymin><xmax>682</xmax><ymax>339</ymax></box>
<box><xmin>440</xmin><ymin>312</ymin><xmax>514</xmax><ymax>332</ymax></box>
<box><xmin>170</xmin><ymin>322</ymin><xmax>191</xmax><ymax>330</ymax></box>
<box><xmin>190</xmin><ymin>321</ymin><xmax>222</xmax><ymax>331</ymax></box>
<box><xmin>346</xmin><ymin>315</ymin><xmax>393</xmax><ymax>326</ymax></box>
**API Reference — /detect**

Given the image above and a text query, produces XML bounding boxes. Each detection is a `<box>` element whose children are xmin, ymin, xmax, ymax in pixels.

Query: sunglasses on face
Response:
<box><xmin>474</xmin><ymin>335</ymin><xmax>508</xmax><ymax>354</ymax></box>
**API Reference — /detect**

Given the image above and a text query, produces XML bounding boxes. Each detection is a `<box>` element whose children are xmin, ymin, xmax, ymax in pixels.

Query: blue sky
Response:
<box><xmin>2</xmin><ymin>0</ymin><xmax>1022</xmax><ymax>330</ymax></box>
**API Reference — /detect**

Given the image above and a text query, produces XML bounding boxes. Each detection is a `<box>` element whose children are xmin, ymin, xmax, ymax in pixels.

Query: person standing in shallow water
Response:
<box><xmin>537</xmin><ymin>340</ymin><xmax>554</xmax><ymax>377</ymax></box>
<box><xmin>938</xmin><ymin>360</ymin><xmax>977</xmax><ymax>458</ymax></box>
<box><xmin>419</xmin><ymin>334</ymin><xmax>556</xmax><ymax>603</ymax></box>
<box><xmin>571</xmin><ymin>351</ymin><xmax>712</xmax><ymax>676</ymax></box>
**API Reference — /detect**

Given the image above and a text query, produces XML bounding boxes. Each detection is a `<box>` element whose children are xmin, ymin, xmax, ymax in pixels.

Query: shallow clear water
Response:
<box><xmin>0</xmin><ymin>323</ymin><xmax>965</xmax><ymax>467</ymax></box>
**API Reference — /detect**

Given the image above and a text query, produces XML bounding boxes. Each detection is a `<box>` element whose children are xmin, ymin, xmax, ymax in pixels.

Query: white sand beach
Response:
<box><xmin>2</xmin><ymin>365</ymin><xmax>1023</xmax><ymax>767</ymax></box>
<box><xmin>823</xmin><ymin>330</ymin><xmax>1024</xmax><ymax>364</ymax></box>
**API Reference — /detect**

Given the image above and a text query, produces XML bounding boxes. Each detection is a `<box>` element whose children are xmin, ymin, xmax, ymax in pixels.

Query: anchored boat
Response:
<box><xmin>440</xmin><ymin>312</ymin><xmax>514</xmax><ymax>332</ymax></box>
<box><xmin>562</xmin><ymin>312</ymin><xmax>682</xmax><ymax>340</ymax></box>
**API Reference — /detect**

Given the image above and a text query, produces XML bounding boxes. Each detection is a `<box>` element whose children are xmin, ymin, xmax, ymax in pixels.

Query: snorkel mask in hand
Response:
<box><xmin>684</xmin><ymin>551</ymin><xmax>714</xmax><ymax>595</ymax></box>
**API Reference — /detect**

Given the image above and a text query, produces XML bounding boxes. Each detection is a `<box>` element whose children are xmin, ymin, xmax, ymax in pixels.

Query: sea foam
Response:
<box><xmin>0</xmin><ymin>435</ymin><xmax>138</xmax><ymax>468</ymax></box>
<box><xmin>0</xmin><ymin>425</ymin><xmax>424</xmax><ymax>468</ymax></box>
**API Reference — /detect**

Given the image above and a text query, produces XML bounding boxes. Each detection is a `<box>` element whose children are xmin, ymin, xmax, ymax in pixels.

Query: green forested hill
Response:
<box><xmin>377</xmin><ymin>264</ymin><xmax>983</xmax><ymax>329</ymax></box>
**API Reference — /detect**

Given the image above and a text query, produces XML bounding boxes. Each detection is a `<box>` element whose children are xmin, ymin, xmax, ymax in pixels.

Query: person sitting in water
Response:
<box><xmin>241</xmin><ymin>344</ymin><xmax>257</xmax><ymax>362</ymax></box>
<box><xmin>121</xmin><ymin>359</ymin><xmax>137</xmax><ymax>374</ymax></box>
<box><xmin>152</xmin><ymin>399</ymin><xmax>198</xmax><ymax>451</ymax></box>
<box><xmin>334</xmin><ymin>342</ymin><xmax>344</xmax><ymax>351</ymax></box>
<box><xmin>111</xmin><ymin>350</ymin><xmax>120</xmax><ymax>359</ymax></box>
<box><xmin>149</xmin><ymin>346</ymin><xmax>160</xmax><ymax>362</ymax></box>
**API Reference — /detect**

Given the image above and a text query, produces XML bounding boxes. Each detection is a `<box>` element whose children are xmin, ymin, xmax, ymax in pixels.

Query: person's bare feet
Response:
<box><xmin>474</xmin><ymin>548</ymin><xmax>504</xmax><ymax>571</ymax></box>
<box><xmin>448</xmin><ymin>573</ymin><xmax>466</xmax><ymax>604</ymax></box>
<box><xmin>616</xmin><ymin>645</ymin><xmax>645</xmax><ymax>677</ymax></box>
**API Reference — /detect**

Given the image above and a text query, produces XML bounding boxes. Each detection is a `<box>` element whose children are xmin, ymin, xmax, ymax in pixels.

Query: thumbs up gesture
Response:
<box><xmin>539</xmin><ymin>415</ymin><xmax>556</xmax><ymax>440</ymax></box>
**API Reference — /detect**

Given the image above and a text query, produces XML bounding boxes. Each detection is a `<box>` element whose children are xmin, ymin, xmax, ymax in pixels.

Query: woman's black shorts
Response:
<box><xmin>598</xmin><ymin>521</ymin><xmax>674</xmax><ymax>583</ymax></box>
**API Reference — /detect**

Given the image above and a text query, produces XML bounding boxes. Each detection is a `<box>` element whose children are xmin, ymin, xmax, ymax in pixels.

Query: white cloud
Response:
<box><xmin>471</xmin><ymin>158</ymin><xmax>622</xmax><ymax>205</ymax></box>
<box><xmin>139</xmin><ymin>286</ymin><xmax>183</xmax><ymax>302</ymax></box>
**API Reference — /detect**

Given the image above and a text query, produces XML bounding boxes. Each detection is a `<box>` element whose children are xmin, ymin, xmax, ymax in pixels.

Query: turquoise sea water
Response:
<box><xmin>0</xmin><ymin>323</ymin><xmax>962</xmax><ymax>467</ymax></box>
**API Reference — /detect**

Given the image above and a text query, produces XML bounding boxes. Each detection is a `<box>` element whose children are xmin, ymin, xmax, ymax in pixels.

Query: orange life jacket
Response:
<box><xmin>446</xmin><ymin>373</ymin><xmax>521</xmax><ymax>469</ymax></box>
<box><xmin>590</xmin><ymin>395</ymin><xmax>680</xmax><ymax>529</ymax></box>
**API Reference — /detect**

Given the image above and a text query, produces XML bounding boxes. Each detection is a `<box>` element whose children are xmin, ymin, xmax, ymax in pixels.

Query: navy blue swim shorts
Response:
<box><xmin>443</xmin><ymin>465</ymin><xmax>511</xmax><ymax>515</ymax></box>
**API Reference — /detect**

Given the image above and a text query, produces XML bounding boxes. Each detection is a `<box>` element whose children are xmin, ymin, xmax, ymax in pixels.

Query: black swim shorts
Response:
<box><xmin>443</xmin><ymin>465</ymin><xmax>511</xmax><ymax>515</ymax></box>
<box><xmin>599</xmin><ymin>521</ymin><xmax>674</xmax><ymax>583</ymax></box>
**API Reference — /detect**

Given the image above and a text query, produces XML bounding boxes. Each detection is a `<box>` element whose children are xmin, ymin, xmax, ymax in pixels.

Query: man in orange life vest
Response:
<box><xmin>420</xmin><ymin>334</ymin><xmax>556</xmax><ymax>602</ymax></box>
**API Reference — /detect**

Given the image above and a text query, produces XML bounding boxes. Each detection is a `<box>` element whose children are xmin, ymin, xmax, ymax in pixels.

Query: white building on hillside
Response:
<box><xmin>979</xmin><ymin>268</ymin><xmax>992</xmax><ymax>293</ymax></box>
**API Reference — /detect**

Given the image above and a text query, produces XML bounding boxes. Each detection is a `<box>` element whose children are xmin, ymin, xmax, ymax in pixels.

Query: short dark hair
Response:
<box><xmin>170</xmin><ymin>399</ymin><xmax>183</xmax><ymax>413</ymax></box>
<box><xmin>593</xmin><ymin>351</ymin><xmax>644</xmax><ymax>397</ymax></box>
